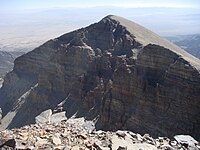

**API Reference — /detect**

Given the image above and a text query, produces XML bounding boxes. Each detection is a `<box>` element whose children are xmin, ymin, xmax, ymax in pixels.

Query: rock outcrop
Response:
<box><xmin>0</xmin><ymin>117</ymin><xmax>199</xmax><ymax>149</ymax></box>
<box><xmin>0</xmin><ymin>78</ymin><xmax>3</xmax><ymax>88</ymax></box>
<box><xmin>0</xmin><ymin>15</ymin><xmax>200</xmax><ymax>139</ymax></box>
<box><xmin>35</xmin><ymin>109</ymin><xmax>67</xmax><ymax>124</ymax></box>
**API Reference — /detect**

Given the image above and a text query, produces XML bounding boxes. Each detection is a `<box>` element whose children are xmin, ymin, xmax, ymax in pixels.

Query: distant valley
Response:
<box><xmin>166</xmin><ymin>34</ymin><xmax>200</xmax><ymax>59</ymax></box>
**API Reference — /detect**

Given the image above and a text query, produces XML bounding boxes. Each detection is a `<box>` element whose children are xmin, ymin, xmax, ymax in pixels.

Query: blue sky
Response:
<box><xmin>1</xmin><ymin>0</ymin><xmax>200</xmax><ymax>10</ymax></box>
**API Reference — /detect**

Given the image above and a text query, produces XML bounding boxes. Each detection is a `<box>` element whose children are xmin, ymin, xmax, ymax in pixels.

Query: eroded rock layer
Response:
<box><xmin>0</xmin><ymin>15</ymin><xmax>200</xmax><ymax>139</ymax></box>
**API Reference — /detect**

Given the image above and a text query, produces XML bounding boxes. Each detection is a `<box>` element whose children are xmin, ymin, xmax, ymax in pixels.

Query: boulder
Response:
<box><xmin>131</xmin><ymin>143</ymin><xmax>158</xmax><ymax>150</ymax></box>
<box><xmin>35</xmin><ymin>109</ymin><xmax>52</xmax><ymax>124</ymax></box>
<box><xmin>51</xmin><ymin>111</ymin><xmax>67</xmax><ymax>123</ymax></box>
<box><xmin>174</xmin><ymin>135</ymin><xmax>198</xmax><ymax>148</ymax></box>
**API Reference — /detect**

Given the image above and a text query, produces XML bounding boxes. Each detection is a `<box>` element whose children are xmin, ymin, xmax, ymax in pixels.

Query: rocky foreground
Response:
<box><xmin>0</xmin><ymin>110</ymin><xmax>199</xmax><ymax>150</ymax></box>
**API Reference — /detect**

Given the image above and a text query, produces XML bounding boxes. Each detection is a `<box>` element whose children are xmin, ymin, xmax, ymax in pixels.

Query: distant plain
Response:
<box><xmin>1</xmin><ymin>7</ymin><xmax>200</xmax><ymax>52</ymax></box>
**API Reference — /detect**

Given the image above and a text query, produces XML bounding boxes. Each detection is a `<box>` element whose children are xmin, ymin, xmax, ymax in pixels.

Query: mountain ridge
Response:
<box><xmin>0</xmin><ymin>15</ymin><xmax>200</xmax><ymax>139</ymax></box>
<box><xmin>105</xmin><ymin>15</ymin><xmax>200</xmax><ymax>71</ymax></box>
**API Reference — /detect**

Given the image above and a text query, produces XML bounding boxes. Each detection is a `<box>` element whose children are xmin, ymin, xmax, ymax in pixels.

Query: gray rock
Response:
<box><xmin>35</xmin><ymin>109</ymin><xmax>52</xmax><ymax>124</ymax></box>
<box><xmin>0</xmin><ymin>78</ymin><xmax>3</xmax><ymax>88</ymax></box>
<box><xmin>174</xmin><ymin>135</ymin><xmax>198</xmax><ymax>148</ymax></box>
<box><xmin>35</xmin><ymin>137</ymin><xmax>48</xmax><ymax>146</ymax></box>
<box><xmin>1</xmin><ymin>117</ymin><xmax>199</xmax><ymax>150</ymax></box>
<box><xmin>52</xmin><ymin>136</ymin><xmax>61</xmax><ymax>146</ymax></box>
<box><xmin>71</xmin><ymin>146</ymin><xmax>80</xmax><ymax>150</ymax></box>
<box><xmin>116</xmin><ymin>130</ymin><xmax>126</xmax><ymax>138</ymax></box>
<box><xmin>51</xmin><ymin>111</ymin><xmax>67</xmax><ymax>123</ymax></box>
<box><xmin>117</xmin><ymin>146</ymin><xmax>127</xmax><ymax>150</ymax></box>
<box><xmin>0</xmin><ymin>108</ymin><xmax>2</xmax><ymax>121</ymax></box>
<box><xmin>111</xmin><ymin>134</ymin><xmax>133</xmax><ymax>150</ymax></box>
<box><xmin>131</xmin><ymin>143</ymin><xmax>158</xmax><ymax>150</ymax></box>
<box><xmin>83</xmin><ymin>120</ymin><xmax>95</xmax><ymax>133</ymax></box>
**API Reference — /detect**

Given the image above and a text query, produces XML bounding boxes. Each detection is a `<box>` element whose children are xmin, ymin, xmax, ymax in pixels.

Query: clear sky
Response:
<box><xmin>1</xmin><ymin>0</ymin><xmax>200</xmax><ymax>10</ymax></box>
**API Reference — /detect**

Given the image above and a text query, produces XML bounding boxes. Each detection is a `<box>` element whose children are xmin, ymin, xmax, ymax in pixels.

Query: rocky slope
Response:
<box><xmin>0</xmin><ymin>112</ymin><xmax>199</xmax><ymax>150</ymax></box>
<box><xmin>0</xmin><ymin>15</ymin><xmax>200</xmax><ymax>139</ymax></box>
<box><xmin>0</xmin><ymin>51</ymin><xmax>24</xmax><ymax>77</ymax></box>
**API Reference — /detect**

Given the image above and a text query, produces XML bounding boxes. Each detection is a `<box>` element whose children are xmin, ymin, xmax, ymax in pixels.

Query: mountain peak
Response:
<box><xmin>97</xmin><ymin>15</ymin><xmax>200</xmax><ymax>70</ymax></box>
<box><xmin>102</xmin><ymin>15</ymin><xmax>186</xmax><ymax>50</ymax></box>
<box><xmin>1</xmin><ymin>15</ymin><xmax>200</xmax><ymax>139</ymax></box>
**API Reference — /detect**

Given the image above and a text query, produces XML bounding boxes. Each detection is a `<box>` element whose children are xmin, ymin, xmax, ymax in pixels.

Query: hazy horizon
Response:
<box><xmin>1</xmin><ymin>0</ymin><xmax>200</xmax><ymax>10</ymax></box>
<box><xmin>1</xmin><ymin>0</ymin><xmax>200</xmax><ymax>52</ymax></box>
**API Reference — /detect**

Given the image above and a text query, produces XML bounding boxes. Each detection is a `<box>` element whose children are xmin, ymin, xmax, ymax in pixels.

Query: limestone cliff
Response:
<box><xmin>0</xmin><ymin>15</ymin><xmax>200</xmax><ymax>139</ymax></box>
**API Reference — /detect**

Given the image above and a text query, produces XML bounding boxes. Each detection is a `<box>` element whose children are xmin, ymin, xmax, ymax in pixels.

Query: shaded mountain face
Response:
<box><xmin>0</xmin><ymin>15</ymin><xmax>200</xmax><ymax>138</ymax></box>
<box><xmin>0</xmin><ymin>51</ymin><xmax>24</xmax><ymax>77</ymax></box>
<box><xmin>166</xmin><ymin>34</ymin><xmax>200</xmax><ymax>59</ymax></box>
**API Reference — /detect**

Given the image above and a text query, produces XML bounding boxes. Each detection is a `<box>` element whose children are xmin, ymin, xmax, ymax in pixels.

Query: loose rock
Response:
<box><xmin>0</xmin><ymin>116</ymin><xmax>199</xmax><ymax>150</ymax></box>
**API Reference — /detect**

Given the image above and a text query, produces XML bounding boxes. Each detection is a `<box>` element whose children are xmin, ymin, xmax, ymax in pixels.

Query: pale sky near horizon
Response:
<box><xmin>1</xmin><ymin>0</ymin><xmax>200</xmax><ymax>11</ymax></box>
<box><xmin>0</xmin><ymin>0</ymin><xmax>200</xmax><ymax>52</ymax></box>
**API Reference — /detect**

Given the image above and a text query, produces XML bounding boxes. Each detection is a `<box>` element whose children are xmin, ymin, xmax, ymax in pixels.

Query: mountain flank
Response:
<box><xmin>0</xmin><ymin>15</ymin><xmax>200</xmax><ymax>139</ymax></box>
<box><xmin>0</xmin><ymin>51</ymin><xmax>24</xmax><ymax>77</ymax></box>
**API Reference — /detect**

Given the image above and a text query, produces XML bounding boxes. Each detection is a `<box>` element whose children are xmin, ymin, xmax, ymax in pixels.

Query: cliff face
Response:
<box><xmin>0</xmin><ymin>51</ymin><xmax>24</xmax><ymax>77</ymax></box>
<box><xmin>0</xmin><ymin>15</ymin><xmax>200</xmax><ymax>138</ymax></box>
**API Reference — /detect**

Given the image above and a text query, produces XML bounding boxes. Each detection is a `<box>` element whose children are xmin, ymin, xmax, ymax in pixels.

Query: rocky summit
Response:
<box><xmin>0</xmin><ymin>15</ymin><xmax>200</xmax><ymax>140</ymax></box>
